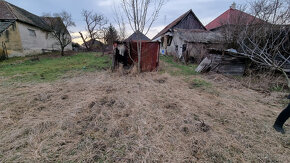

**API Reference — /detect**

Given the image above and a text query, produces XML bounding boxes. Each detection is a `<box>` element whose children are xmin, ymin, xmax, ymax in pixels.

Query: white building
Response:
<box><xmin>0</xmin><ymin>0</ymin><xmax>72</xmax><ymax>57</ymax></box>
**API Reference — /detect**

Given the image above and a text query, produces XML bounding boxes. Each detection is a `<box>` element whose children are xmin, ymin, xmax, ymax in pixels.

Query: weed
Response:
<box><xmin>270</xmin><ymin>84</ymin><xmax>285</xmax><ymax>92</ymax></box>
<box><xmin>0</xmin><ymin>53</ymin><xmax>111</xmax><ymax>82</ymax></box>
<box><xmin>189</xmin><ymin>78</ymin><xmax>211</xmax><ymax>89</ymax></box>
<box><xmin>160</xmin><ymin>55</ymin><xmax>198</xmax><ymax>76</ymax></box>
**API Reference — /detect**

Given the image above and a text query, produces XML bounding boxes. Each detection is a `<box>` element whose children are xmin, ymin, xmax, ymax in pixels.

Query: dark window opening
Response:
<box><xmin>12</xmin><ymin>23</ymin><xmax>16</xmax><ymax>30</ymax></box>
<box><xmin>167</xmin><ymin>36</ymin><xmax>173</xmax><ymax>46</ymax></box>
<box><xmin>161</xmin><ymin>37</ymin><xmax>164</xmax><ymax>47</ymax></box>
<box><xmin>5</xmin><ymin>30</ymin><xmax>9</xmax><ymax>41</ymax></box>
<box><xmin>182</xmin><ymin>44</ymin><xmax>187</xmax><ymax>52</ymax></box>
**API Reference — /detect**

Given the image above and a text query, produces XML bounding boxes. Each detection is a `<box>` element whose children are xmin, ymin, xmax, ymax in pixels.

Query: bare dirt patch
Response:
<box><xmin>0</xmin><ymin>71</ymin><xmax>289</xmax><ymax>162</ymax></box>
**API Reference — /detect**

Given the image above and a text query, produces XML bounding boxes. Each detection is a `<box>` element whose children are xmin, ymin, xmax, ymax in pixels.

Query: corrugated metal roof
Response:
<box><xmin>205</xmin><ymin>8</ymin><xmax>265</xmax><ymax>30</ymax></box>
<box><xmin>0</xmin><ymin>20</ymin><xmax>14</xmax><ymax>33</ymax></box>
<box><xmin>0</xmin><ymin>0</ymin><xmax>49</xmax><ymax>31</ymax></box>
<box><xmin>152</xmin><ymin>9</ymin><xmax>206</xmax><ymax>40</ymax></box>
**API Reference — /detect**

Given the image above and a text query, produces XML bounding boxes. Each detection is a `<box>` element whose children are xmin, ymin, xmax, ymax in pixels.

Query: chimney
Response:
<box><xmin>230</xmin><ymin>2</ymin><xmax>236</xmax><ymax>9</ymax></box>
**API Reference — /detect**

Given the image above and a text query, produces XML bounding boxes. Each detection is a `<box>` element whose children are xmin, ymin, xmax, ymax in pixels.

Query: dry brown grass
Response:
<box><xmin>0</xmin><ymin>64</ymin><xmax>289</xmax><ymax>162</ymax></box>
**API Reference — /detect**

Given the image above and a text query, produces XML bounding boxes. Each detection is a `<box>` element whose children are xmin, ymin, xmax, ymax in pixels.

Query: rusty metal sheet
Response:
<box><xmin>129</xmin><ymin>42</ymin><xmax>160</xmax><ymax>72</ymax></box>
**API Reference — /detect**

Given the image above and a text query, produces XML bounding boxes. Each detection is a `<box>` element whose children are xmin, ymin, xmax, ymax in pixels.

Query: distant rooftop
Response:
<box><xmin>205</xmin><ymin>7</ymin><xmax>265</xmax><ymax>30</ymax></box>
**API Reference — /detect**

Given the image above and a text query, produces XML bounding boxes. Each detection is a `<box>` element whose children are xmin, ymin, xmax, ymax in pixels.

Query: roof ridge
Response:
<box><xmin>205</xmin><ymin>8</ymin><xmax>231</xmax><ymax>30</ymax></box>
<box><xmin>205</xmin><ymin>8</ymin><xmax>266</xmax><ymax>30</ymax></box>
<box><xmin>173</xmin><ymin>9</ymin><xmax>192</xmax><ymax>28</ymax></box>
<box><xmin>152</xmin><ymin>9</ymin><xmax>205</xmax><ymax>40</ymax></box>
<box><xmin>2</xmin><ymin>0</ymin><xmax>17</xmax><ymax>19</ymax></box>
<box><xmin>1</xmin><ymin>1</ymin><xmax>50</xmax><ymax>31</ymax></box>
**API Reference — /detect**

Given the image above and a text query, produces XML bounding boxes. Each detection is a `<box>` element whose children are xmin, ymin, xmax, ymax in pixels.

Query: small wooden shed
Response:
<box><xmin>112</xmin><ymin>31</ymin><xmax>160</xmax><ymax>72</ymax></box>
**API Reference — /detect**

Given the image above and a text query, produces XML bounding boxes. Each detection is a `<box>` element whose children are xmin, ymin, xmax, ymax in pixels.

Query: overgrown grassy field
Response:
<box><xmin>0</xmin><ymin>53</ymin><xmax>111</xmax><ymax>82</ymax></box>
<box><xmin>0</xmin><ymin>53</ymin><xmax>289</xmax><ymax>162</ymax></box>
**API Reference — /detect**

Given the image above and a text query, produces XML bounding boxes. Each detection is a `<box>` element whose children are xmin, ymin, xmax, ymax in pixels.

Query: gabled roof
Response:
<box><xmin>0</xmin><ymin>0</ymin><xmax>49</xmax><ymax>31</ymax></box>
<box><xmin>125</xmin><ymin>30</ymin><xmax>150</xmax><ymax>42</ymax></box>
<box><xmin>205</xmin><ymin>8</ymin><xmax>265</xmax><ymax>30</ymax></box>
<box><xmin>152</xmin><ymin>9</ymin><xmax>206</xmax><ymax>40</ymax></box>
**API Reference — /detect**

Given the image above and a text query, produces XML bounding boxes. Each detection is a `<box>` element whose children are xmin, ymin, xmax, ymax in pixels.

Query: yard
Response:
<box><xmin>0</xmin><ymin>53</ymin><xmax>289</xmax><ymax>162</ymax></box>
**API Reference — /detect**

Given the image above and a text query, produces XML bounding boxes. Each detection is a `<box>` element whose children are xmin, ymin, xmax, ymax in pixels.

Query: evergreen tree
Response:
<box><xmin>105</xmin><ymin>24</ymin><xmax>119</xmax><ymax>45</ymax></box>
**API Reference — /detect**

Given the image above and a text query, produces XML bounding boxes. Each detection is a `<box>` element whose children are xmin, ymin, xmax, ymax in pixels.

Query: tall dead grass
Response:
<box><xmin>0</xmin><ymin>70</ymin><xmax>289</xmax><ymax>162</ymax></box>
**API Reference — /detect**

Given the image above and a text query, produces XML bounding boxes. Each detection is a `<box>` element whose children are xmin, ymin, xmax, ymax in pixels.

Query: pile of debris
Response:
<box><xmin>195</xmin><ymin>48</ymin><xmax>249</xmax><ymax>76</ymax></box>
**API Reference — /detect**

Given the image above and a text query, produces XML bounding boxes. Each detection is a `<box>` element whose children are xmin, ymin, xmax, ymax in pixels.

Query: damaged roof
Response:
<box><xmin>0</xmin><ymin>0</ymin><xmax>49</xmax><ymax>31</ymax></box>
<box><xmin>174</xmin><ymin>28</ymin><xmax>224</xmax><ymax>43</ymax></box>
<box><xmin>152</xmin><ymin>9</ymin><xmax>206</xmax><ymax>40</ymax></box>
<box><xmin>205</xmin><ymin>8</ymin><xmax>265</xmax><ymax>30</ymax></box>
<box><xmin>125</xmin><ymin>31</ymin><xmax>150</xmax><ymax>42</ymax></box>
<box><xmin>0</xmin><ymin>20</ymin><xmax>15</xmax><ymax>33</ymax></box>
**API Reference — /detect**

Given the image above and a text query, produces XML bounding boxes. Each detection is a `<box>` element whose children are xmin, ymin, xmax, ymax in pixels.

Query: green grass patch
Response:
<box><xmin>270</xmin><ymin>84</ymin><xmax>287</xmax><ymax>92</ymax></box>
<box><xmin>0</xmin><ymin>52</ymin><xmax>111</xmax><ymax>82</ymax></box>
<box><xmin>189</xmin><ymin>78</ymin><xmax>212</xmax><ymax>89</ymax></box>
<box><xmin>160</xmin><ymin>55</ymin><xmax>198</xmax><ymax>76</ymax></box>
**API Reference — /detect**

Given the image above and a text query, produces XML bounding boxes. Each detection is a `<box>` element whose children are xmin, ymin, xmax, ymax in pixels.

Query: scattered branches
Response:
<box><xmin>237</xmin><ymin>0</ymin><xmax>290</xmax><ymax>88</ymax></box>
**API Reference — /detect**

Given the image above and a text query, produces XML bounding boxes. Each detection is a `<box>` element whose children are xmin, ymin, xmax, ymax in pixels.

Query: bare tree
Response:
<box><xmin>43</xmin><ymin>11</ymin><xmax>75</xmax><ymax>56</ymax></box>
<box><xmin>79</xmin><ymin>10</ymin><xmax>108</xmax><ymax>52</ymax></box>
<box><xmin>218</xmin><ymin>3</ymin><xmax>250</xmax><ymax>49</ymax></box>
<box><xmin>237</xmin><ymin>0</ymin><xmax>290</xmax><ymax>88</ymax></box>
<box><xmin>113</xmin><ymin>4</ymin><xmax>127</xmax><ymax>41</ymax></box>
<box><xmin>120</xmin><ymin>0</ymin><xmax>166</xmax><ymax>72</ymax></box>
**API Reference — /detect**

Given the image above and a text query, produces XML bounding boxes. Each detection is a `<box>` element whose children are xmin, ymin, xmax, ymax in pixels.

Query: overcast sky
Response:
<box><xmin>6</xmin><ymin>0</ymin><xmax>247</xmax><ymax>42</ymax></box>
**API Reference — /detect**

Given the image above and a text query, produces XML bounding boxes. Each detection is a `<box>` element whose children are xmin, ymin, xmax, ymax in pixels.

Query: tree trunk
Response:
<box><xmin>61</xmin><ymin>47</ymin><xmax>65</xmax><ymax>56</ymax></box>
<box><xmin>79</xmin><ymin>32</ymin><xmax>89</xmax><ymax>51</ymax></box>
<box><xmin>137</xmin><ymin>41</ymin><xmax>142</xmax><ymax>73</ymax></box>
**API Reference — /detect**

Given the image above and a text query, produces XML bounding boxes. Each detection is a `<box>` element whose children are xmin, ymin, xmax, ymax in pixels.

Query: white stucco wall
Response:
<box><xmin>17</xmin><ymin>22</ymin><xmax>72</xmax><ymax>56</ymax></box>
<box><xmin>166</xmin><ymin>33</ymin><xmax>183</xmax><ymax>58</ymax></box>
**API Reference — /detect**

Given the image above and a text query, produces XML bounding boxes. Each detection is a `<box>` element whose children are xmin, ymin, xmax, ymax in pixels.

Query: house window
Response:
<box><xmin>182</xmin><ymin>44</ymin><xmax>187</xmax><ymax>52</ymax></box>
<box><xmin>161</xmin><ymin>37</ymin><xmax>164</xmax><ymax>47</ymax></box>
<box><xmin>28</xmin><ymin>29</ymin><xmax>36</xmax><ymax>37</ymax></box>
<box><xmin>5</xmin><ymin>30</ymin><xmax>9</xmax><ymax>39</ymax></box>
<box><xmin>175</xmin><ymin>45</ymin><xmax>178</xmax><ymax>52</ymax></box>
<box><xmin>167</xmin><ymin>36</ymin><xmax>173</xmax><ymax>46</ymax></box>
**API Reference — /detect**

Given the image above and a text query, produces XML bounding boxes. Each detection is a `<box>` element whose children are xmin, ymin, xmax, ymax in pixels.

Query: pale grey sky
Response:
<box><xmin>5</xmin><ymin>0</ymin><xmax>248</xmax><ymax>42</ymax></box>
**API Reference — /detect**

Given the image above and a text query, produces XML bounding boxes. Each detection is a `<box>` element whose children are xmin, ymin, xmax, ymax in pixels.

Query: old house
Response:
<box><xmin>82</xmin><ymin>39</ymin><xmax>104</xmax><ymax>52</ymax></box>
<box><xmin>0</xmin><ymin>0</ymin><xmax>72</xmax><ymax>57</ymax></box>
<box><xmin>168</xmin><ymin>29</ymin><xmax>225</xmax><ymax>63</ymax></box>
<box><xmin>152</xmin><ymin>9</ymin><xmax>207</xmax><ymax>57</ymax></box>
<box><xmin>205</xmin><ymin>3</ymin><xmax>265</xmax><ymax>49</ymax></box>
<box><xmin>205</xmin><ymin>3</ymin><xmax>264</xmax><ymax>31</ymax></box>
